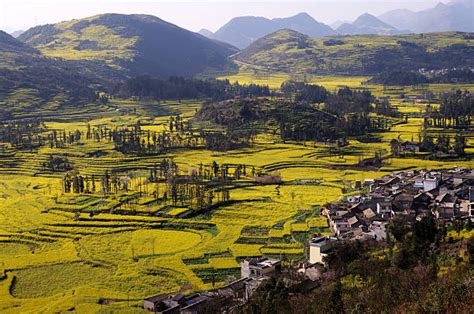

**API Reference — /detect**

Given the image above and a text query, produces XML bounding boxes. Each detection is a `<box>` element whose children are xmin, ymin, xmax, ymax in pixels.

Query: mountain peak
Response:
<box><xmin>337</xmin><ymin>12</ymin><xmax>400</xmax><ymax>35</ymax></box>
<box><xmin>198</xmin><ymin>28</ymin><xmax>214</xmax><ymax>38</ymax></box>
<box><xmin>19</xmin><ymin>13</ymin><xmax>236</xmax><ymax>77</ymax></box>
<box><xmin>214</xmin><ymin>13</ymin><xmax>333</xmax><ymax>49</ymax></box>
<box><xmin>355</xmin><ymin>13</ymin><xmax>381</xmax><ymax>23</ymax></box>
<box><xmin>378</xmin><ymin>0</ymin><xmax>473</xmax><ymax>33</ymax></box>
<box><xmin>289</xmin><ymin>12</ymin><xmax>315</xmax><ymax>21</ymax></box>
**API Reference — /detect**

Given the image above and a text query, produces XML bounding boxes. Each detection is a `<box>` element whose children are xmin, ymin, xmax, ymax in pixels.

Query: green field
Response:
<box><xmin>0</xmin><ymin>77</ymin><xmax>473</xmax><ymax>313</ymax></box>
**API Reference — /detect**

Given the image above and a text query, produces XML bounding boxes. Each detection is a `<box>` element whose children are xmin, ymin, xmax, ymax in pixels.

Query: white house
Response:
<box><xmin>309</xmin><ymin>236</ymin><xmax>337</xmax><ymax>265</ymax></box>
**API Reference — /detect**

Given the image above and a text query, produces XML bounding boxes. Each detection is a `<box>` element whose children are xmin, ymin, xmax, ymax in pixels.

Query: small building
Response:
<box><xmin>368</xmin><ymin>220</ymin><xmax>387</xmax><ymax>240</ymax></box>
<box><xmin>240</xmin><ymin>258</ymin><xmax>281</xmax><ymax>279</ymax></box>
<box><xmin>413</xmin><ymin>177</ymin><xmax>424</xmax><ymax>189</ymax></box>
<box><xmin>399</xmin><ymin>141</ymin><xmax>421</xmax><ymax>153</ymax></box>
<box><xmin>143</xmin><ymin>293</ymin><xmax>181</xmax><ymax>313</ymax></box>
<box><xmin>363</xmin><ymin>208</ymin><xmax>377</xmax><ymax>219</ymax></box>
<box><xmin>423</xmin><ymin>177</ymin><xmax>439</xmax><ymax>192</ymax></box>
<box><xmin>347</xmin><ymin>195</ymin><xmax>361</xmax><ymax>203</ymax></box>
<box><xmin>364</xmin><ymin>178</ymin><xmax>375</xmax><ymax>187</ymax></box>
<box><xmin>309</xmin><ymin>236</ymin><xmax>337</xmax><ymax>265</ymax></box>
<box><xmin>376</xmin><ymin>201</ymin><xmax>392</xmax><ymax>217</ymax></box>
<box><xmin>392</xmin><ymin>192</ymin><xmax>414</xmax><ymax>212</ymax></box>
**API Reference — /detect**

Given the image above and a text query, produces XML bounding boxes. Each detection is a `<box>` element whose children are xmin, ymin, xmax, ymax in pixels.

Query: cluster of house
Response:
<box><xmin>324</xmin><ymin>167</ymin><xmax>474</xmax><ymax>241</ymax></box>
<box><xmin>143</xmin><ymin>167</ymin><xmax>473</xmax><ymax>313</ymax></box>
<box><xmin>143</xmin><ymin>258</ymin><xmax>283</xmax><ymax>313</ymax></box>
<box><xmin>143</xmin><ymin>255</ymin><xmax>330</xmax><ymax>313</ymax></box>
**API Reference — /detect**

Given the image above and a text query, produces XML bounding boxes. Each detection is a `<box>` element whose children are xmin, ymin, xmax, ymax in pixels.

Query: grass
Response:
<box><xmin>11</xmin><ymin>263</ymin><xmax>111</xmax><ymax>298</ymax></box>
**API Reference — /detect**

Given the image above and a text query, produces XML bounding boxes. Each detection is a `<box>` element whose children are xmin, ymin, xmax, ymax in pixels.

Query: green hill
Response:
<box><xmin>234</xmin><ymin>30</ymin><xmax>474</xmax><ymax>76</ymax></box>
<box><xmin>19</xmin><ymin>13</ymin><xmax>238</xmax><ymax>77</ymax></box>
<box><xmin>0</xmin><ymin>31</ymin><xmax>119</xmax><ymax>118</ymax></box>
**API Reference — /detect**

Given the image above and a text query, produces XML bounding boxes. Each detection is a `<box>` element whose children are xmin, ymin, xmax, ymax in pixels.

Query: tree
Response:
<box><xmin>454</xmin><ymin>133</ymin><xmax>466</xmax><ymax>156</ymax></box>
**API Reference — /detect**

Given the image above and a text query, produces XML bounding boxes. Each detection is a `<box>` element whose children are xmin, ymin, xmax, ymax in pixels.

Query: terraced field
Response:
<box><xmin>0</xmin><ymin>82</ymin><xmax>473</xmax><ymax>312</ymax></box>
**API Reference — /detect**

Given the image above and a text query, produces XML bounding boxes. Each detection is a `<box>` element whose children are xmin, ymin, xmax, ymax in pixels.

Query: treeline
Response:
<box><xmin>369</xmin><ymin>68</ymin><xmax>474</xmax><ymax>86</ymax></box>
<box><xmin>245</xmin><ymin>216</ymin><xmax>473</xmax><ymax>312</ymax></box>
<box><xmin>427</xmin><ymin>90</ymin><xmax>472</xmax><ymax>128</ymax></box>
<box><xmin>390</xmin><ymin>133</ymin><xmax>467</xmax><ymax>157</ymax></box>
<box><xmin>110</xmin><ymin>76</ymin><xmax>271</xmax><ymax>100</ymax></box>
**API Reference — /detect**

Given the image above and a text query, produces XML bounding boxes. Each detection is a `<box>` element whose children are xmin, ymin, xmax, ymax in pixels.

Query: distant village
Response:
<box><xmin>143</xmin><ymin>167</ymin><xmax>474</xmax><ymax>313</ymax></box>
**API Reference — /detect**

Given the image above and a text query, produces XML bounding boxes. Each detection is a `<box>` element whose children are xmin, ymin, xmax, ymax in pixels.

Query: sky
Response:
<box><xmin>0</xmin><ymin>0</ymin><xmax>448</xmax><ymax>33</ymax></box>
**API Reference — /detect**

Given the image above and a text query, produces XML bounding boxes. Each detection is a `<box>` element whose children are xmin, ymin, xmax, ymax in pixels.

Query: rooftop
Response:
<box><xmin>246</xmin><ymin>257</ymin><xmax>280</xmax><ymax>268</ymax></box>
<box><xmin>309</xmin><ymin>236</ymin><xmax>336</xmax><ymax>247</ymax></box>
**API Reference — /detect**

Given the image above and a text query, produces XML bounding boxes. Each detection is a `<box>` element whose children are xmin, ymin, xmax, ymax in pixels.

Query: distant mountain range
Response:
<box><xmin>19</xmin><ymin>13</ymin><xmax>238</xmax><ymax>78</ymax></box>
<box><xmin>0</xmin><ymin>2</ymin><xmax>472</xmax><ymax>116</ymax></box>
<box><xmin>205</xmin><ymin>13</ymin><xmax>335</xmax><ymax>49</ymax></box>
<box><xmin>199</xmin><ymin>0</ymin><xmax>473</xmax><ymax>48</ymax></box>
<box><xmin>379</xmin><ymin>0</ymin><xmax>473</xmax><ymax>34</ymax></box>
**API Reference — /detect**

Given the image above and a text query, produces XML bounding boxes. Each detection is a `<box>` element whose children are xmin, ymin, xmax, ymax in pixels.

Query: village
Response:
<box><xmin>142</xmin><ymin>166</ymin><xmax>474</xmax><ymax>313</ymax></box>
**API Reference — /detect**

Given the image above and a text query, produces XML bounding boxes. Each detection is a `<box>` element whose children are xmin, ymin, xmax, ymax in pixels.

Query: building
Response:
<box><xmin>309</xmin><ymin>236</ymin><xmax>337</xmax><ymax>265</ymax></box>
<box><xmin>423</xmin><ymin>177</ymin><xmax>439</xmax><ymax>192</ymax></box>
<box><xmin>143</xmin><ymin>293</ymin><xmax>181</xmax><ymax>313</ymax></box>
<box><xmin>399</xmin><ymin>141</ymin><xmax>421</xmax><ymax>153</ymax></box>
<box><xmin>240</xmin><ymin>257</ymin><xmax>281</xmax><ymax>279</ymax></box>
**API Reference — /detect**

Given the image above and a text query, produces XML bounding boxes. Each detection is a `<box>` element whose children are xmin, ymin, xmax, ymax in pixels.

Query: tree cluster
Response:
<box><xmin>110</xmin><ymin>76</ymin><xmax>271</xmax><ymax>101</ymax></box>
<box><xmin>280</xmin><ymin>81</ymin><xmax>328</xmax><ymax>104</ymax></box>
<box><xmin>0</xmin><ymin>119</ymin><xmax>45</xmax><ymax>150</ymax></box>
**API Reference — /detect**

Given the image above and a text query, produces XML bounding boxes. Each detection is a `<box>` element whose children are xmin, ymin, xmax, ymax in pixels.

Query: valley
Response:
<box><xmin>0</xmin><ymin>3</ymin><xmax>473</xmax><ymax>312</ymax></box>
<box><xmin>0</xmin><ymin>74</ymin><xmax>472</xmax><ymax>311</ymax></box>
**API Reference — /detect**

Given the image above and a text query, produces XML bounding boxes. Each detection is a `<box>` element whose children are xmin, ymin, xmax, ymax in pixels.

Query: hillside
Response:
<box><xmin>19</xmin><ymin>13</ymin><xmax>238</xmax><ymax>77</ymax></box>
<box><xmin>379</xmin><ymin>0</ymin><xmax>474</xmax><ymax>33</ymax></box>
<box><xmin>213</xmin><ymin>13</ymin><xmax>334</xmax><ymax>49</ymax></box>
<box><xmin>336</xmin><ymin>13</ymin><xmax>404</xmax><ymax>35</ymax></box>
<box><xmin>0</xmin><ymin>31</ymin><xmax>119</xmax><ymax>118</ymax></box>
<box><xmin>233</xmin><ymin>30</ymin><xmax>474</xmax><ymax>76</ymax></box>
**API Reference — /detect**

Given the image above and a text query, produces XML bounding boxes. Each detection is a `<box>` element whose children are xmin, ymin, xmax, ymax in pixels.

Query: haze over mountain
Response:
<box><xmin>198</xmin><ymin>28</ymin><xmax>214</xmax><ymax>38</ymax></box>
<box><xmin>19</xmin><ymin>13</ymin><xmax>238</xmax><ymax>78</ymax></box>
<box><xmin>330</xmin><ymin>20</ymin><xmax>349</xmax><ymax>30</ymax></box>
<box><xmin>336</xmin><ymin>13</ymin><xmax>404</xmax><ymax>35</ymax></box>
<box><xmin>9</xmin><ymin>30</ymin><xmax>25</xmax><ymax>38</ymax></box>
<box><xmin>212</xmin><ymin>12</ymin><xmax>335</xmax><ymax>49</ymax></box>
<box><xmin>379</xmin><ymin>0</ymin><xmax>474</xmax><ymax>33</ymax></box>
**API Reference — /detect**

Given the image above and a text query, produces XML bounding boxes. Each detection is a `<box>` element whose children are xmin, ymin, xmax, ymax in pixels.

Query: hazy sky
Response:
<box><xmin>1</xmin><ymin>0</ymin><xmax>448</xmax><ymax>33</ymax></box>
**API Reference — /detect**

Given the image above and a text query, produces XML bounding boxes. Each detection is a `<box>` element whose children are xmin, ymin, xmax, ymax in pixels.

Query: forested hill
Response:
<box><xmin>19</xmin><ymin>13</ymin><xmax>238</xmax><ymax>78</ymax></box>
<box><xmin>234</xmin><ymin>30</ymin><xmax>474</xmax><ymax>76</ymax></box>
